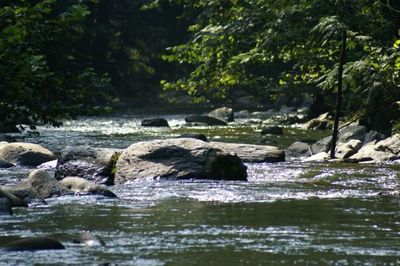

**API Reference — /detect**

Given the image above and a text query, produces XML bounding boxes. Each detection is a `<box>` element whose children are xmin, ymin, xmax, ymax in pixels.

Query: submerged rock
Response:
<box><xmin>185</xmin><ymin>115</ymin><xmax>227</xmax><ymax>126</ymax></box>
<box><xmin>0</xmin><ymin>142</ymin><xmax>56</xmax><ymax>166</ymax></box>
<box><xmin>55</xmin><ymin>146</ymin><xmax>122</xmax><ymax>185</ymax></box>
<box><xmin>0</xmin><ymin>198</ymin><xmax>12</xmax><ymax>215</ymax></box>
<box><xmin>0</xmin><ymin>159</ymin><xmax>13</xmax><ymax>168</ymax></box>
<box><xmin>115</xmin><ymin>138</ymin><xmax>247</xmax><ymax>183</ymax></box>
<box><xmin>61</xmin><ymin>177</ymin><xmax>117</xmax><ymax>198</ymax></box>
<box><xmin>141</xmin><ymin>118</ymin><xmax>169</xmax><ymax>127</ymax></box>
<box><xmin>72</xmin><ymin>232</ymin><xmax>106</xmax><ymax>246</ymax></box>
<box><xmin>2</xmin><ymin>237</ymin><xmax>65</xmax><ymax>251</ymax></box>
<box><xmin>211</xmin><ymin>142</ymin><xmax>285</xmax><ymax>163</ymax></box>
<box><xmin>260</xmin><ymin>126</ymin><xmax>283</xmax><ymax>135</ymax></box>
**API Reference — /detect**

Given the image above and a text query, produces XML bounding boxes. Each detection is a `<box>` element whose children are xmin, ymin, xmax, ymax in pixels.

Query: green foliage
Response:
<box><xmin>0</xmin><ymin>0</ymin><xmax>112</xmax><ymax>127</ymax></box>
<box><xmin>0</xmin><ymin>0</ymin><xmax>187</xmax><ymax>128</ymax></box>
<box><xmin>158</xmin><ymin>0</ymin><xmax>400</xmax><ymax>132</ymax></box>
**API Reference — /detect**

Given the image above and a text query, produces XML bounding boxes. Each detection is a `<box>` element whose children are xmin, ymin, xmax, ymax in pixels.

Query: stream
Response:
<box><xmin>0</xmin><ymin>114</ymin><xmax>399</xmax><ymax>265</ymax></box>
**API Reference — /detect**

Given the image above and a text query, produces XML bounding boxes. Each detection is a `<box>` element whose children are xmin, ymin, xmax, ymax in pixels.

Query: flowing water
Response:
<box><xmin>0</xmin><ymin>115</ymin><xmax>399</xmax><ymax>265</ymax></box>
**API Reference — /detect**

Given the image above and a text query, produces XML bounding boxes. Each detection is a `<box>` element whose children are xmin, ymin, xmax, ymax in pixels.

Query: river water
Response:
<box><xmin>0</xmin><ymin>115</ymin><xmax>399</xmax><ymax>265</ymax></box>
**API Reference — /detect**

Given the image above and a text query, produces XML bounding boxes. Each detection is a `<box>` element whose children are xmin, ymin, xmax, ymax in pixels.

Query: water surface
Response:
<box><xmin>0</xmin><ymin>115</ymin><xmax>399</xmax><ymax>265</ymax></box>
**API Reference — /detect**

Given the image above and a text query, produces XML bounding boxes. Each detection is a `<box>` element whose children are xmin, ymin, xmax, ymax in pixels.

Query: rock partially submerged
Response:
<box><xmin>1</xmin><ymin>181</ymin><xmax>34</xmax><ymax>202</ymax></box>
<box><xmin>185</xmin><ymin>115</ymin><xmax>227</xmax><ymax>126</ymax></box>
<box><xmin>294</xmin><ymin>125</ymin><xmax>400</xmax><ymax>163</ymax></box>
<box><xmin>72</xmin><ymin>232</ymin><xmax>106</xmax><ymax>246</ymax></box>
<box><xmin>28</xmin><ymin>169</ymin><xmax>73</xmax><ymax>199</ymax></box>
<box><xmin>0</xmin><ymin>198</ymin><xmax>12</xmax><ymax>215</ymax></box>
<box><xmin>115</xmin><ymin>138</ymin><xmax>247</xmax><ymax>183</ymax></box>
<box><xmin>61</xmin><ymin>177</ymin><xmax>117</xmax><ymax>198</ymax></box>
<box><xmin>211</xmin><ymin>142</ymin><xmax>285</xmax><ymax>163</ymax></box>
<box><xmin>141</xmin><ymin>118</ymin><xmax>169</xmax><ymax>127</ymax></box>
<box><xmin>0</xmin><ymin>159</ymin><xmax>13</xmax><ymax>168</ymax></box>
<box><xmin>2</xmin><ymin>169</ymin><xmax>117</xmax><ymax>201</ymax></box>
<box><xmin>207</xmin><ymin>107</ymin><xmax>234</xmax><ymax>122</ymax></box>
<box><xmin>55</xmin><ymin>146</ymin><xmax>122</xmax><ymax>185</ymax></box>
<box><xmin>0</xmin><ymin>142</ymin><xmax>56</xmax><ymax>166</ymax></box>
<box><xmin>0</xmin><ymin>188</ymin><xmax>27</xmax><ymax>207</ymax></box>
<box><xmin>179</xmin><ymin>133</ymin><xmax>208</xmax><ymax>142</ymax></box>
<box><xmin>348</xmin><ymin>134</ymin><xmax>400</xmax><ymax>163</ymax></box>
<box><xmin>260</xmin><ymin>126</ymin><xmax>284</xmax><ymax>135</ymax></box>
<box><xmin>1</xmin><ymin>169</ymin><xmax>72</xmax><ymax>200</ymax></box>
<box><xmin>2</xmin><ymin>237</ymin><xmax>65</xmax><ymax>251</ymax></box>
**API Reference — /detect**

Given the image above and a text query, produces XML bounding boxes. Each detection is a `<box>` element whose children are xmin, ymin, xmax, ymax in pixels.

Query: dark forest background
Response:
<box><xmin>1</xmin><ymin>0</ymin><xmax>399</xmax><ymax>134</ymax></box>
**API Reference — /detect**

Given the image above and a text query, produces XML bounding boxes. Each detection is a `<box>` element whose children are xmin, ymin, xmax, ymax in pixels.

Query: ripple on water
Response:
<box><xmin>1</xmin><ymin>116</ymin><xmax>400</xmax><ymax>265</ymax></box>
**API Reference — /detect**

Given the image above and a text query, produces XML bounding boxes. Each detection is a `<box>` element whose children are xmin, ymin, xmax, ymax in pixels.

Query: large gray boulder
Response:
<box><xmin>338</xmin><ymin>125</ymin><xmax>366</xmax><ymax>143</ymax></box>
<box><xmin>0</xmin><ymin>142</ymin><xmax>56</xmax><ymax>166</ymax></box>
<box><xmin>61</xmin><ymin>177</ymin><xmax>117</xmax><ymax>198</ymax></box>
<box><xmin>55</xmin><ymin>146</ymin><xmax>122</xmax><ymax>185</ymax></box>
<box><xmin>364</xmin><ymin>131</ymin><xmax>386</xmax><ymax>145</ymax></box>
<box><xmin>286</xmin><ymin>142</ymin><xmax>311</xmax><ymax>158</ymax></box>
<box><xmin>115</xmin><ymin>138</ymin><xmax>247</xmax><ymax>183</ymax></box>
<box><xmin>207</xmin><ymin>107</ymin><xmax>234</xmax><ymax>122</ymax></box>
<box><xmin>310</xmin><ymin>136</ymin><xmax>332</xmax><ymax>155</ymax></box>
<box><xmin>211</xmin><ymin>142</ymin><xmax>285</xmax><ymax>163</ymax></box>
<box><xmin>335</xmin><ymin>139</ymin><xmax>363</xmax><ymax>159</ymax></box>
<box><xmin>375</xmin><ymin>134</ymin><xmax>400</xmax><ymax>155</ymax></box>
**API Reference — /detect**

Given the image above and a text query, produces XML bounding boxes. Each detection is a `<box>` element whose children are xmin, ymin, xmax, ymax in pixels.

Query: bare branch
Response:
<box><xmin>381</xmin><ymin>0</ymin><xmax>400</xmax><ymax>15</ymax></box>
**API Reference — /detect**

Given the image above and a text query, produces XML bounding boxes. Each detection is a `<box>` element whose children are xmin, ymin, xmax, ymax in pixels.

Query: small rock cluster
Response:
<box><xmin>287</xmin><ymin>125</ymin><xmax>397</xmax><ymax>163</ymax></box>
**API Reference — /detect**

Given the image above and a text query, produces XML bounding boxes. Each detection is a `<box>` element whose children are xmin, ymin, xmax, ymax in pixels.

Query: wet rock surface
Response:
<box><xmin>55</xmin><ymin>146</ymin><xmax>122</xmax><ymax>185</ymax></box>
<box><xmin>0</xmin><ymin>142</ymin><xmax>56</xmax><ymax>166</ymax></box>
<box><xmin>115</xmin><ymin>138</ymin><xmax>248</xmax><ymax>183</ymax></box>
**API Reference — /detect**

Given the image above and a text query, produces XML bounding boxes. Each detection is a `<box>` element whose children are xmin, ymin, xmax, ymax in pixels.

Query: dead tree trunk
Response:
<box><xmin>330</xmin><ymin>30</ymin><xmax>347</xmax><ymax>159</ymax></box>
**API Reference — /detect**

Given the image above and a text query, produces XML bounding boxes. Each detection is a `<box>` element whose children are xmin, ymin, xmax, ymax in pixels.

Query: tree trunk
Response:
<box><xmin>330</xmin><ymin>30</ymin><xmax>347</xmax><ymax>159</ymax></box>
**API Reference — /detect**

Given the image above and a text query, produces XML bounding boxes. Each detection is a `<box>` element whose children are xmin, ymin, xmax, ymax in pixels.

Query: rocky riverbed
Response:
<box><xmin>0</xmin><ymin>110</ymin><xmax>399</xmax><ymax>265</ymax></box>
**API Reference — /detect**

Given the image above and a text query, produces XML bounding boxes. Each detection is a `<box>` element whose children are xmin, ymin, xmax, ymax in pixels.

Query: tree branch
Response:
<box><xmin>381</xmin><ymin>0</ymin><xmax>400</xmax><ymax>15</ymax></box>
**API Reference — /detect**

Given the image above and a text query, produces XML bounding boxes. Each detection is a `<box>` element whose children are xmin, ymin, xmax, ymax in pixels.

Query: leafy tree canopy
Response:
<box><xmin>158</xmin><ymin>0</ymin><xmax>400</xmax><ymax>132</ymax></box>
